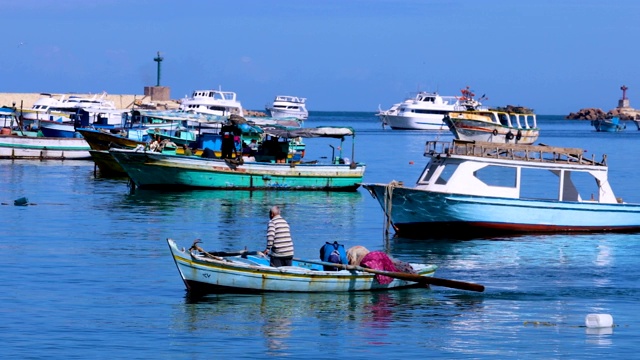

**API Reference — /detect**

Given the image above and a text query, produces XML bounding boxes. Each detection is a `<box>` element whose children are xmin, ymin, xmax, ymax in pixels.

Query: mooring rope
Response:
<box><xmin>382</xmin><ymin>180</ymin><xmax>401</xmax><ymax>235</ymax></box>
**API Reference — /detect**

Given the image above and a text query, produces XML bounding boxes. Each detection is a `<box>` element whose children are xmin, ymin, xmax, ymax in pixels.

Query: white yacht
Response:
<box><xmin>21</xmin><ymin>92</ymin><xmax>119</xmax><ymax>127</ymax></box>
<box><xmin>60</xmin><ymin>92</ymin><xmax>116</xmax><ymax>112</ymax></box>
<box><xmin>265</xmin><ymin>95</ymin><xmax>308</xmax><ymax>120</ymax></box>
<box><xmin>378</xmin><ymin>91</ymin><xmax>460</xmax><ymax>130</ymax></box>
<box><xmin>179</xmin><ymin>89</ymin><xmax>244</xmax><ymax>117</ymax></box>
<box><xmin>376</xmin><ymin>102</ymin><xmax>400</xmax><ymax>128</ymax></box>
<box><xmin>19</xmin><ymin>93</ymin><xmax>68</xmax><ymax>124</ymax></box>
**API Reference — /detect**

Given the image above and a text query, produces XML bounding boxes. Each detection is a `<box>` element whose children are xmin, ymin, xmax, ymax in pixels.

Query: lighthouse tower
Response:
<box><xmin>618</xmin><ymin>85</ymin><xmax>630</xmax><ymax>109</ymax></box>
<box><xmin>143</xmin><ymin>51</ymin><xmax>170</xmax><ymax>102</ymax></box>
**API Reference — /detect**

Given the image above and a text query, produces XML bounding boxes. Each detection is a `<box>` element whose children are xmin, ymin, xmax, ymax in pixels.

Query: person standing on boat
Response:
<box><xmin>248</xmin><ymin>138</ymin><xmax>258</xmax><ymax>156</ymax></box>
<box><xmin>264</xmin><ymin>206</ymin><xmax>294</xmax><ymax>267</ymax></box>
<box><xmin>182</xmin><ymin>144</ymin><xmax>193</xmax><ymax>156</ymax></box>
<box><xmin>220</xmin><ymin>120</ymin><xmax>241</xmax><ymax>159</ymax></box>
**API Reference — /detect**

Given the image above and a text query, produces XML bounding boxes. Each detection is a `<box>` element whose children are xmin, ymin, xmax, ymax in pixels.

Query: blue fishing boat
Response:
<box><xmin>111</xmin><ymin>127</ymin><xmax>365</xmax><ymax>191</ymax></box>
<box><xmin>591</xmin><ymin>117</ymin><xmax>625</xmax><ymax>132</ymax></box>
<box><xmin>363</xmin><ymin>139</ymin><xmax>640</xmax><ymax>238</ymax></box>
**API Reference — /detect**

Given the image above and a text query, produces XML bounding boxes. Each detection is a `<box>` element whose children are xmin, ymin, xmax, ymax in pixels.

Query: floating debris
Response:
<box><xmin>585</xmin><ymin>314</ymin><xmax>613</xmax><ymax>328</ymax></box>
<box><xmin>523</xmin><ymin>321</ymin><xmax>556</xmax><ymax>327</ymax></box>
<box><xmin>14</xmin><ymin>197</ymin><xmax>28</xmax><ymax>206</ymax></box>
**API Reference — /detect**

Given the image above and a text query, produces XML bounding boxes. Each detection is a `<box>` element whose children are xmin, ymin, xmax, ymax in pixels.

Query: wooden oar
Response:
<box><xmin>294</xmin><ymin>258</ymin><xmax>485</xmax><ymax>293</ymax></box>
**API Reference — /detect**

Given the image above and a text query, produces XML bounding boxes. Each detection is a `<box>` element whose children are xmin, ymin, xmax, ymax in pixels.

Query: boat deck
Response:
<box><xmin>425</xmin><ymin>140</ymin><xmax>607</xmax><ymax>166</ymax></box>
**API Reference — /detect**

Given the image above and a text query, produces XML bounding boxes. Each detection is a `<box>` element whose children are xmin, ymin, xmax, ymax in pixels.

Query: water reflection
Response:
<box><xmin>102</xmin><ymin>189</ymin><xmax>364</xmax><ymax>253</ymax></box>
<box><xmin>178</xmin><ymin>288</ymin><xmax>485</xmax><ymax>353</ymax></box>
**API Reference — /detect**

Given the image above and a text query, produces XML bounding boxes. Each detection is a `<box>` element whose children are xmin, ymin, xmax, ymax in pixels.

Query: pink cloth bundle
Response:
<box><xmin>360</xmin><ymin>251</ymin><xmax>399</xmax><ymax>285</ymax></box>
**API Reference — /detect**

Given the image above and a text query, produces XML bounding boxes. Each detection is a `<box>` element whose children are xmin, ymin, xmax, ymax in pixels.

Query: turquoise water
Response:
<box><xmin>1</xmin><ymin>113</ymin><xmax>639</xmax><ymax>358</ymax></box>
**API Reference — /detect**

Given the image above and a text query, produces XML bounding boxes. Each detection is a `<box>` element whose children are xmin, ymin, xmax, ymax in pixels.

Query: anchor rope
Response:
<box><xmin>383</xmin><ymin>180</ymin><xmax>401</xmax><ymax>235</ymax></box>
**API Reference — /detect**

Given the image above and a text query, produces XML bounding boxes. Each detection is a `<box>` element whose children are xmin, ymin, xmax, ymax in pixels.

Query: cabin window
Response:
<box><xmin>520</xmin><ymin>168</ymin><xmax>599</xmax><ymax>201</ymax></box>
<box><xmin>498</xmin><ymin>114</ymin><xmax>509</xmax><ymax>126</ymax></box>
<box><xmin>474</xmin><ymin>165</ymin><xmax>516</xmax><ymax>188</ymax></box>
<box><xmin>519</xmin><ymin>168</ymin><xmax>599</xmax><ymax>201</ymax></box>
<box><xmin>430</xmin><ymin>162</ymin><xmax>458</xmax><ymax>185</ymax></box>
<box><xmin>415</xmin><ymin>109</ymin><xmax>449</xmax><ymax>115</ymax></box>
<box><xmin>519</xmin><ymin>168</ymin><xmax>563</xmax><ymax>200</ymax></box>
<box><xmin>565</xmin><ymin>171</ymin><xmax>601</xmax><ymax>201</ymax></box>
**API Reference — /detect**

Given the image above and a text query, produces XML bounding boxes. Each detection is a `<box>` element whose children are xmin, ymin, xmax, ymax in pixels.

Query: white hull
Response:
<box><xmin>385</xmin><ymin>114</ymin><xmax>450</xmax><ymax>130</ymax></box>
<box><xmin>0</xmin><ymin>135</ymin><xmax>91</xmax><ymax>159</ymax></box>
<box><xmin>21</xmin><ymin>110</ymin><xmax>71</xmax><ymax>123</ymax></box>
<box><xmin>180</xmin><ymin>89</ymin><xmax>244</xmax><ymax>117</ymax></box>
<box><xmin>266</xmin><ymin>108</ymin><xmax>308</xmax><ymax>120</ymax></box>
<box><xmin>265</xmin><ymin>95</ymin><xmax>308</xmax><ymax>120</ymax></box>
<box><xmin>378</xmin><ymin>91</ymin><xmax>459</xmax><ymax>130</ymax></box>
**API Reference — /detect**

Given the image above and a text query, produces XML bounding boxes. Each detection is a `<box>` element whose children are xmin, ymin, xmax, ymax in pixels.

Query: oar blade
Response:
<box><xmin>419</xmin><ymin>275</ymin><xmax>485</xmax><ymax>293</ymax></box>
<box><xmin>377</xmin><ymin>269</ymin><xmax>485</xmax><ymax>292</ymax></box>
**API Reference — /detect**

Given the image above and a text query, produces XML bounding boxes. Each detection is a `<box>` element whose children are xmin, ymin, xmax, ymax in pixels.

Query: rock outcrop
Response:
<box><xmin>566</xmin><ymin>107</ymin><xmax>640</xmax><ymax>120</ymax></box>
<box><xmin>565</xmin><ymin>108</ymin><xmax>608</xmax><ymax>120</ymax></box>
<box><xmin>608</xmin><ymin>107</ymin><xmax>640</xmax><ymax>120</ymax></box>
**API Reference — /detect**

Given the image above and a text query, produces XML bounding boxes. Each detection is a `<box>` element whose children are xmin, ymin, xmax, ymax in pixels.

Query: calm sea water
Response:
<box><xmin>1</xmin><ymin>113</ymin><xmax>639</xmax><ymax>359</ymax></box>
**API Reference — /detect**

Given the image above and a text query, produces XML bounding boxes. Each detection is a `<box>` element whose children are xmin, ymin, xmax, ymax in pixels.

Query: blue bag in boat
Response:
<box><xmin>319</xmin><ymin>241</ymin><xmax>348</xmax><ymax>271</ymax></box>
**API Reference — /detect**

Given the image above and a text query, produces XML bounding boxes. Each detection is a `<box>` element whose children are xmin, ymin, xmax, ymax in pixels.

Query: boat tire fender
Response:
<box><xmin>492</xmin><ymin>129</ymin><xmax>498</xmax><ymax>136</ymax></box>
<box><xmin>506</xmin><ymin>131</ymin><xmax>514</xmax><ymax>140</ymax></box>
<box><xmin>516</xmin><ymin>130</ymin><xmax>522</xmax><ymax>140</ymax></box>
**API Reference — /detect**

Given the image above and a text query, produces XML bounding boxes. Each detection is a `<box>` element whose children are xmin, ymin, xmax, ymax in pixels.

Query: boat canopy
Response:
<box><xmin>262</xmin><ymin>126</ymin><xmax>355</xmax><ymax>139</ymax></box>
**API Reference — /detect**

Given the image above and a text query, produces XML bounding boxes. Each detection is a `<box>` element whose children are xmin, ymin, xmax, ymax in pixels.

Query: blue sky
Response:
<box><xmin>2</xmin><ymin>0</ymin><xmax>639</xmax><ymax>115</ymax></box>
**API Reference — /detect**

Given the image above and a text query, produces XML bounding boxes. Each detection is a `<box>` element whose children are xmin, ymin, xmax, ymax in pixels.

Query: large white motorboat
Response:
<box><xmin>378</xmin><ymin>91</ymin><xmax>461</xmax><ymax>130</ymax></box>
<box><xmin>21</xmin><ymin>92</ymin><xmax>120</xmax><ymax>128</ymax></box>
<box><xmin>265</xmin><ymin>95</ymin><xmax>308</xmax><ymax>120</ymax></box>
<box><xmin>376</xmin><ymin>102</ymin><xmax>400</xmax><ymax>128</ymax></box>
<box><xmin>19</xmin><ymin>93</ymin><xmax>68</xmax><ymax>124</ymax></box>
<box><xmin>60</xmin><ymin>92</ymin><xmax>117</xmax><ymax>113</ymax></box>
<box><xmin>179</xmin><ymin>89</ymin><xmax>244</xmax><ymax>117</ymax></box>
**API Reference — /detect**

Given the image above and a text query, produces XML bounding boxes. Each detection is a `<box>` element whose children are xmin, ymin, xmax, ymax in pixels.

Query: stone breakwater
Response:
<box><xmin>566</xmin><ymin>107</ymin><xmax>640</xmax><ymax>120</ymax></box>
<box><xmin>0</xmin><ymin>92</ymin><xmax>267</xmax><ymax>116</ymax></box>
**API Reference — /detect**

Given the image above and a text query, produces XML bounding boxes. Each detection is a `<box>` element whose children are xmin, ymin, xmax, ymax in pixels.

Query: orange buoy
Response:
<box><xmin>409</xmin><ymin>161</ymin><xmax>414</xmax><ymax>165</ymax></box>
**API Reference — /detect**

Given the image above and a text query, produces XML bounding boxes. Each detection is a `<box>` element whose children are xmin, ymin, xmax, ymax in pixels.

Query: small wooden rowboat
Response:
<box><xmin>167</xmin><ymin>239</ymin><xmax>485</xmax><ymax>294</ymax></box>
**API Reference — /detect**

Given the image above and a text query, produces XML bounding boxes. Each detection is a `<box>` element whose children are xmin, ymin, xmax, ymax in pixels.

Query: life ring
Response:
<box><xmin>492</xmin><ymin>129</ymin><xmax>498</xmax><ymax>136</ymax></box>
<box><xmin>516</xmin><ymin>130</ymin><xmax>522</xmax><ymax>141</ymax></box>
<box><xmin>506</xmin><ymin>131</ymin><xmax>514</xmax><ymax>140</ymax></box>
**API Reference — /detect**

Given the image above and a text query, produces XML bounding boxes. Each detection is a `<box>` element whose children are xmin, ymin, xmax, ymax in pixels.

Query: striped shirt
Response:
<box><xmin>266</xmin><ymin>215</ymin><xmax>294</xmax><ymax>258</ymax></box>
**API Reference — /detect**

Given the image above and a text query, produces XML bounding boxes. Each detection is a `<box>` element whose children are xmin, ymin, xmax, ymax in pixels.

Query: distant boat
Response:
<box><xmin>18</xmin><ymin>93</ymin><xmax>69</xmax><ymax>125</ymax></box>
<box><xmin>265</xmin><ymin>95</ymin><xmax>308</xmax><ymax>120</ymax></box>
<box><xmin>376</xmin><ymin>91</ymin><xmax>460</xmax><ymax>130</ymax></box>
<box><xmin>179</xmin><ymin>89</ymin><xmax>244</xmax><ymax>117</ymax></box>
<box><xmin>21</xmin><ymin>92</ymin><xmax>121</xmax><ymax>129</ymax></box>
<box><xmin>443</xmin><ymin>108</ymin><xmax>539</xmax><ymax>145</ymax></box>
<box><xmin>591</xmin><ymin>117</ymin><xmax>625</xmax><ymax>132</ymax></box>
<box><xmin>0</xmin><ymin>107</ymin><xmax>91</xmax><ymax>159</ymax></box>
<box><xmin>442</xmin><ymin>87</ymin><xmax>539</xmax><ymax>144</ymax></box>
<box><xmin>0</xmin><ymin>134</ymin><xmax>90</xmax><ymax>160</ymax></box>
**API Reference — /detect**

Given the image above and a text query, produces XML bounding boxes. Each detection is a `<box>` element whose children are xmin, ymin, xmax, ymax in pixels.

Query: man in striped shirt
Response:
<box><xmin>264</xmin><ymin>206</ymin><xmax>294</xmax><ymax>267</ymax></box>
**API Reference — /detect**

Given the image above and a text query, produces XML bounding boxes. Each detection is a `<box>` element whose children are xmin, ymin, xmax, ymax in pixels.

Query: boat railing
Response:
<box><xmin>424</xmin><ymin>140</ymin><xmax>607</xmax><ymax>166</ymax></box>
